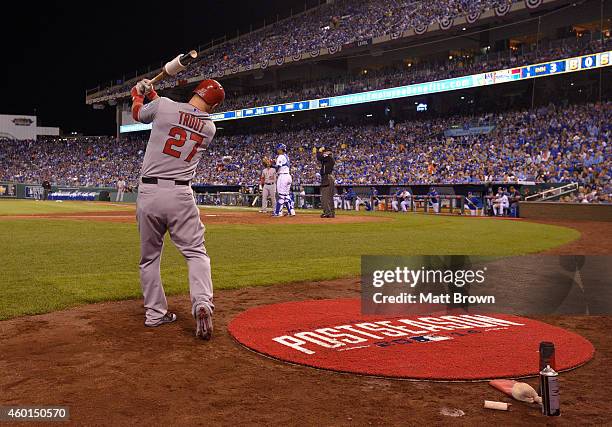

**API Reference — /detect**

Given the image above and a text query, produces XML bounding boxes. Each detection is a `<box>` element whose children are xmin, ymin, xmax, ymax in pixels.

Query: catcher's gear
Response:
<box><xmin>276</xmin><ymin>143</ymin><xmax>287</xmax><ymax>152</ymax></box>
<box><xmin>194</xmin><ymin>79</ymin><xmax>225</xmax><ymax>106</ymax></box>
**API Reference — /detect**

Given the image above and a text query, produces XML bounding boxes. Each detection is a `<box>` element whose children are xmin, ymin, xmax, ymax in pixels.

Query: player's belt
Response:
<box><xmin>265</xmin><ymin>182</ymin><xmax>275</xmax><ymax>185</ymax></box>
<box><xmin>141</xmin><ymin>177</ymin><xmax>190</xmax><ymax>186</ymax></box>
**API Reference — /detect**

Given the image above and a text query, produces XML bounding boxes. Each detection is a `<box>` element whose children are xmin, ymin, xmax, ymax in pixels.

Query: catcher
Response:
<box><xmin>260</xmin><ymin>156</ymin><xmax>276</xmax><ymax>213</ymax></box>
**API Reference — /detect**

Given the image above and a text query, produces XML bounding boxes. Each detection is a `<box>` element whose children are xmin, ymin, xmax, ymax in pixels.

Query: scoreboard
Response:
<box><xmin>120</xmin><ymin>50</ymin><xmax>611</xmax><ymax>133</ymax></box>
<box><xmin>519</xmin><ymin>53</ymin><xmax>608</xmax><ymax>79</ymax></box>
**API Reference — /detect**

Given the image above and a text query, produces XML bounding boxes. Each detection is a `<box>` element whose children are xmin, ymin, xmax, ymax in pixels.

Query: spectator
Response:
<box><xmin>88</xmin><ymin>3</ymin><xmax>610</xmax><ymax>106</ymax></box>
<box><xmin>1</xmin><ymin>102</ymin><xmax>609</xmax><ymax>206</ymax></box>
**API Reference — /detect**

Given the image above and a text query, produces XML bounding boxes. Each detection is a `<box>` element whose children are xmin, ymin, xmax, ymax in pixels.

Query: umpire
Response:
<box><xmin>317</xmin><ymin>146</ymin><xmax>335</xmax><ymax>218</ymax></box>
<box><xmin>42</xmin><ymin>178</ymin><xmax>51</xmax><ymax>201</ymax></box>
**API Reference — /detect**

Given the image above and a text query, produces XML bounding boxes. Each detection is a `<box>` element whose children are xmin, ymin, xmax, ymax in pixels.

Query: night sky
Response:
<box><xmin>0</xmin><ymin>0</ymin><xmax>310</xmax><ymax>135</ymax></box>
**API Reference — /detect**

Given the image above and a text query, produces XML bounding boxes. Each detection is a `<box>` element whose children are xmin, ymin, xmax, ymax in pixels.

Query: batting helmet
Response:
<box><xmin>194</xmin><ymin>79</ymin><xmax>225</xmax><ymax>106</ymax></box>
<box><xmin>276</xmin><ymin>143</ymin><xmax>287</xmax><ymax>151</ymax></box>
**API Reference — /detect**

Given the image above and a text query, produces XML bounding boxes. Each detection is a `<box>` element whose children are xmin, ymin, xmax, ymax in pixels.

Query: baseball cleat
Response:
<box><xmin>145</xmin><ymin>312</ymin><xmax>177</xmax><ymax>327</ymax></box>
<box><xmin>195</xmin><ymin>305</ymin><xmax>213</xmax><ymax>340</ymax></box>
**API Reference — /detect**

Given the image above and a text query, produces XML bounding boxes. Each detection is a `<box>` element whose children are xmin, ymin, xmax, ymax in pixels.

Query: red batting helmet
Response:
<box><xmin>194</xmin><ymin>79</ymin><xmax>225</xmax><ymax>106</ymax></box>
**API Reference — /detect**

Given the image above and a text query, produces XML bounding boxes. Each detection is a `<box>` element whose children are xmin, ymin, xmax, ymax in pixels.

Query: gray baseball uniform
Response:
<box><xmin>116</xmin><ymin>179</ymin><xmax>126</xmax><ymax>202</ymax></box>
<box><xmin>261</xmin><ymin>167</ymin><xmax>276</xmax><ymax>211</ymax></box>
<box><xmin>135</xmin><ymin>96</ymin><xmax>216</xmax><ymax>326</ymax></box>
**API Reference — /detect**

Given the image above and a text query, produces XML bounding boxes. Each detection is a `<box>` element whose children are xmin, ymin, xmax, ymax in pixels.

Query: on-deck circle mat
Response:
<box><xmin>228</xmin><ymin>299</ymin><xmax>594</xmax><ymax>381</ymax></box>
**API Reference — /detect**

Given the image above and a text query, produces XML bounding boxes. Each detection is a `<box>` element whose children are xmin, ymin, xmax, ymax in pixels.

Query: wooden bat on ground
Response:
<box><xmin>149</xmin><ymin>50</ymin><xmax>198</xmax><ymax>85</ymax></box>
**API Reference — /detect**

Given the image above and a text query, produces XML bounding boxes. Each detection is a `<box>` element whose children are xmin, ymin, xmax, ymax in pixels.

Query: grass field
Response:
<box><xmin>0</xmin><ymin>200</ymin><xmax>579</xmax><ymax>320</ymax></box>
<box><xmin>0</xmin><ymin>200</ymin><xmax>134</xmax><ymax>215</ymax></box>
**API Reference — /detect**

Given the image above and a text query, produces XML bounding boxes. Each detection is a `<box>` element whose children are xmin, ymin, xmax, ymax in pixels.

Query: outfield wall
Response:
<box><xmin>520</xmin><ymin>202</ymin><xmax>612</xmax><ymax>222</ymax></box>
<box><xmin>8</xmin><ymin>182</ymin><xmax>610</xmax><ymax>219</ymax></box>
<box><xmin>0</xmin><ymin>182</ymin><xmax>118</xmax><ymax>202</ymax></box>
<box><xmin>2</xmin><ymin>181</ymin><xmax>569</xmax><ymax>200</ymax></box>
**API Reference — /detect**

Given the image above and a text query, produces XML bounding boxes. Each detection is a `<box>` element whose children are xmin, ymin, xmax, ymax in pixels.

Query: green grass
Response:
<box><xmin>0</xmin><ymin>201</ymin><xmax>579</xmax><ymax>319</ymax></box>
<box><xmin>0</xmin><ymin>200</ymin><xmax>134</xmax><ymax>215</ymax></box>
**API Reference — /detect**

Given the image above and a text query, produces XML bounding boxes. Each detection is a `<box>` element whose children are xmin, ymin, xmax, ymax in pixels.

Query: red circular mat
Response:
<box><xmin>228</xmin><ymin>299</ymin><xmax>594</xmax><ymax>381</ymax></box>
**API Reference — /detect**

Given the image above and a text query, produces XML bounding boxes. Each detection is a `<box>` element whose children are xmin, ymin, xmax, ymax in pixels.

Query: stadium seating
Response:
<box><xmin>89</xmin><ymin>0</ymin><xmax>526</xmax><ymax>101</ymax></box>
<box><xmin>2</xmin><ymin>102</ymin><xmax>609</xmax><ymax>203</ymax></box>
<box><xmin>220</xmin><ymin>37</ymin><xmax>611</xmax><ymax>113</ymax></box>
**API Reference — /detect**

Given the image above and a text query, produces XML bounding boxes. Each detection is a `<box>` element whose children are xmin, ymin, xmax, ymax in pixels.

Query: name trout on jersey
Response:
<box><xmin>179</xmin><ymin>111</ymin><xmax>207</xmax><ymax>134</ymax></box>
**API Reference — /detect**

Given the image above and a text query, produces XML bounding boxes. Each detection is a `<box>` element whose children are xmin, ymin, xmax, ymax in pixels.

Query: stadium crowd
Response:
<box><xmin>220</xmin><ymin>37</ymin><xmax>611</xmax><ymax>112</ymax></box>
<box><xmin>90</xmin><ymin>0</ymin><xmax>525</xmax><ymax>99</ymax></box>
<box><xmin>185</xmin><ymin>0</ymin><xmax>522</xmax><ymax>77</ymax></box>
<box><xmin>1</xmin><ymin>102</ymin><xmax>609</xmax><ymax>203</ymax></box>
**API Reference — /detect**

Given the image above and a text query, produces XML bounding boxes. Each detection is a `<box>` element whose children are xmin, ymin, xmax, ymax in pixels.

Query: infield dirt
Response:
<box><xmin>0</xmin><ymin>209</ymin><xmax>389</xmax><ymax>225</ymax></box>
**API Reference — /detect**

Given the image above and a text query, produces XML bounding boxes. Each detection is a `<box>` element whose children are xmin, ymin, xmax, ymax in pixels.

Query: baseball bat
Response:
<box><xmin>149</xmin><ymin>50</ymin><xmax>198</xmax><ymax>85</ymax></box>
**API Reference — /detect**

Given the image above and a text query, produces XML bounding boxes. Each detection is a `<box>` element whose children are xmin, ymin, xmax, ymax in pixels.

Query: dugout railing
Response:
<box><xmin>357</xmin><ymin>195</ymin><xmax>466</xmax><ymax>215</ymax></box>
<box><xmin>196</xmin><ymin>191</ymin><xmax>467</xmax><ymax>215</ymax></box>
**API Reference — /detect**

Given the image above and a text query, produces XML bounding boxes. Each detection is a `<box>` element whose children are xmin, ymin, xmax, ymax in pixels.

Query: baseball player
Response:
<box><xmin>370</xmin><ymin>186</ymin><xmax>380</xmax><ymax>210</ymax></box>
<box><xmin>343</xmin><ymin>187</ymin><xmax>355</xmax><ymax>210</ymax></box>
<box><xmin>508</xmin><ymin>186</ymin><xmax>521</xmax><ymax>217</ymax></box>
<box><xmin>273</xmin><ymin>143</ymin><xmax>295</xmax><ymax>217</ymax></box>
<box><xmin>259</xmin><ymin>157</ymin><xmax>276</xmax><ymax>213</ymax></box>
<box><xmin>493</xmin><ymin>187</ymin><xmax>509</xmax><ymax>216</ymax></box>
<box><xmin>333</xmin><ymin>192</ymin><xmax>342</xmax><ymax>210</ymax></box>
<box><xmin>299</xmin><ymin>187</ymin><xmax>307</xmax><ymax>209</ymax></box>
<box><xmin>131</xmin><ymin>77</ymin><xmax>225</xmax><ymax>340</ymax></box>
<box><xmin>466</xmin><ymin>192</ymin><xmax>482</xmax><ymax>216</ymax></box>
<box><xmin>391</xmin><ymin>189</ymin><xmax>401</xmax><ymax>212</ymax></box>
<box><xmin>400</xmin><ymin>189</ymin><xmax>412</xmax><ymax>212</ymax></box>
<box><xmin>116</xmin><ymin>177</ymin><xmax>126</xmax><ymax>202</ymax></box>
<box><xmin>428</xmin><ymin>186</ymin><xmax>440</xmax><ymax>214</ymax></box>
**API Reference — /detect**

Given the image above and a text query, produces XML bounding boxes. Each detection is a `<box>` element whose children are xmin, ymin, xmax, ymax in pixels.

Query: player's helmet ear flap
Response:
<box><xmin>194</xmin><ymin>79</ymin><xmax>225</xmax><ymax>106</ymax></box>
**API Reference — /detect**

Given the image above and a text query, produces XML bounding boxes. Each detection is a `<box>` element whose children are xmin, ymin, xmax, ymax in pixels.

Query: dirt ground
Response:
<box><xmin>0</xmin><ymin>217</ymin><xmax>610</xmax><ymax>426</ymax></box>
<box><xmin>1</xmin><ymin>280</ymin><xmax>610</xmax><ymax>426</ymax></box>
<box><xmin>537</xmin><ymin>219</ymin><xmax>612</xmax><ymax>255</ymax></box>
<box><xmin>0</xmin><ymin>209</ymin><xmax>389</xmax><ymax>225</ymax></box>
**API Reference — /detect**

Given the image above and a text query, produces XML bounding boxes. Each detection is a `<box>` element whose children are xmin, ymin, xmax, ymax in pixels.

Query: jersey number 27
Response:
<box><xmin>163</xmin><ymin>126</ymin><xmax>204</xmax><ymax>162</ymax></box>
